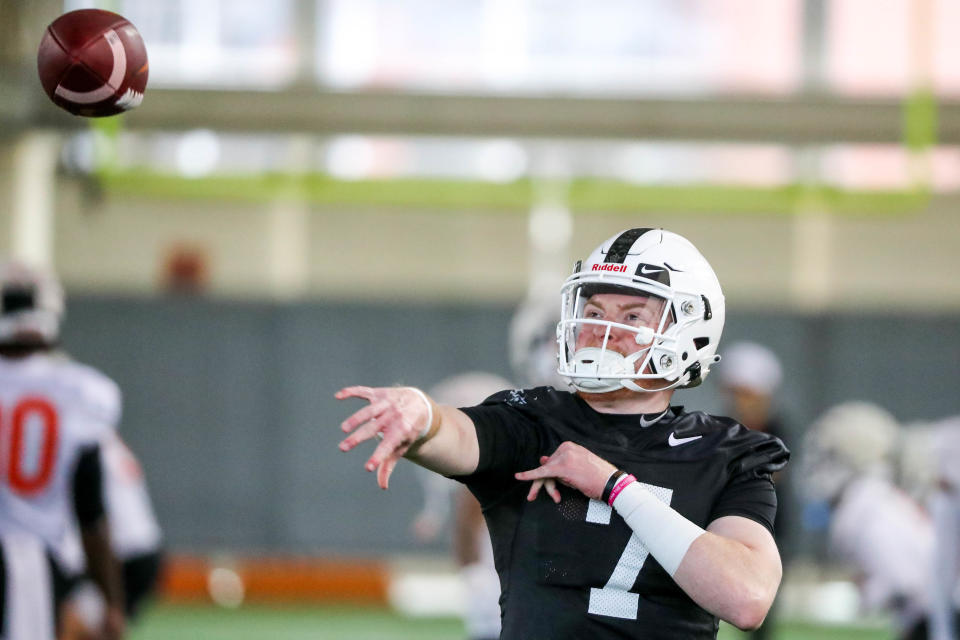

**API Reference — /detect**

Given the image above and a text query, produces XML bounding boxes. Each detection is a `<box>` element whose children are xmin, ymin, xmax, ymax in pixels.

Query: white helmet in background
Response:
<box><xmin>896</xmin><ymin>421</ymin><xmax>939</xmax><ymax>500</ymax></box>
<box><xmin>509</xmin><ymin>299</ymin><xmax>567</xmax><ymax>389</ymax></box>
<box><xmin>898</xmin><ymin>416</ymin><xmax>960</xmax><ymax>496</ymax></box>
<box><xmin>718</xmin><ymin>341</ymin><xmax>783</xmax><ymax>396</ymax></box>
<box><xmin>0</xmin><ymin>260</ymin><xmax>64</xmax><ymax>345</ymax></box>
<box><xmin>557</xmin><ymin>228</ymin><xmax>725</xmax><ymax>393</ymax></box>
<box><xmin>801</xmin><ymin>401</ymin><xmax>900</xmax><ymax>502</ymax></box>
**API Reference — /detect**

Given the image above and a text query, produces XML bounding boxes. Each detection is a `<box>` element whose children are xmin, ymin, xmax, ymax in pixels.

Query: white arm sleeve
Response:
<box><xmin>612</xmin><ymin>482</ymin><xmax>706</xmax><ymax>577</ymax></box>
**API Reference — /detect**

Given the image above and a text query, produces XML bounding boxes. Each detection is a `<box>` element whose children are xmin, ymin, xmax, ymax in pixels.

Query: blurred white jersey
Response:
<box><xmin>928</xmin><ymin>417</ymin><xmax>960</xmax><ymax>640</ymax></box>
<box><xmin>0</xmin><ymin>353</ymin><xmax>119</xmax><ymax>570</ymax></box>
<box><xmin>102</xmin><ymin>432</ymin><xmax>162</xmax><ymax>559</ymax></box>
<box><xmin>933</xmin><ymin>417</ymin><xmax>960</xmax><ymax>492</ymax></box>
<box><xmin>830</xmin><ymin>475</ymin><xmax>934</xmax><ymax>632</ymax></box>
<box><xmin>1</xmin><ymin>532</ymin><xmax>57</xmax><ymax>640</ymax></box>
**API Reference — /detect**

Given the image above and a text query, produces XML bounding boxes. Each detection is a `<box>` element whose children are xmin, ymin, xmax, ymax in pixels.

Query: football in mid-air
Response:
<box><xmin>37</xmin><ymin>9</ymin><xmax>148</xmax><ymax>117</ymax></box>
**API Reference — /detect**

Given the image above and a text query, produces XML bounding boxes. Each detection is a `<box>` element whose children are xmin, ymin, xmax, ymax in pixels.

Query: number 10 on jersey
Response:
<box><xmin>0</xmin><ymin>398</ymin><xmax>59</xmax><ymax>495</ymax></box>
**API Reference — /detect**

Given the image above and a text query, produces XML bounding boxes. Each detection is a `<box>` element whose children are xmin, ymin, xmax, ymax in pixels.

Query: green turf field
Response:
<box><xmin>128</xmin><ymin>603</ymin><xmax>894</xmax><ymax>640</ymax></box>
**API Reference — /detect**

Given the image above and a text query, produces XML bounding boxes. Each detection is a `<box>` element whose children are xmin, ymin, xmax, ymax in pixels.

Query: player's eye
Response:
<box><xmin>625</xmin><ymin>312</ymin><xmax>651</xmax><ymax>326</ymax></box>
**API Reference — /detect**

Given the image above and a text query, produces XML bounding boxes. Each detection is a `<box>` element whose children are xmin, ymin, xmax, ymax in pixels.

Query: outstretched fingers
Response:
<box><xmin>365</xmin><ymin>426</ymin><xmax>409</xmax><ymax>477</ymax></box>
<box><xmin>543</xmin><ymin>478</ymin><xmax>560</xmax><ymax>503</ymax></box>
<box><xmin>338</xmin><ymin>419</ymin><xmax>382</xmax><ymax>452</ymax></box>
<box><xmin>335</xmin><ymin>386</ymin><xmax>379</xmax><ymax>401</ymax></box>
<box><xmin>515</xmin><ymin>455</ymin><xmax>552</xmax><ymax>480</ymax></box>
<box><xmin>338</xmin><ymin>401</ymin><xmax>393</xmax><ymax>452</ymax></box>
<box><xmin>340</xmin><ymin>401</ymin><xmax>379</xmax><ymax>433</ymax></box>
<box><xmin>335</xmin><ymin>385</ymin><xmax>420</xmax><ymax>491</ymax></box>
<box><xmin>518</xmin><ymin>456</ymin><xmax>561</xmax><ymax>503</ymax></box>
<box><xmin>524</xmin><ymin>478</ymin><xmax>560</xmax><ymax>503</ymax></box>
<box><xmin>526</xmin><ymin>479</ymin><xmax>542</xmax><ymax>501</ymax></box>
<box><xmin>376</xmin><ymin>455</ymin><xmax>401</xmax><ymax>490</ymax></box>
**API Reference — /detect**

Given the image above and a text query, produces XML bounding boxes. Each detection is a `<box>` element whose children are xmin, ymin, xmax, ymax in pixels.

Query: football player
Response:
<box><xmin>930</xmin><ymin>421</ymin><xmax>960</xmax><ymax>640</ymax></box>
<box><xmin>338</xmin><ymin>228</ymin><xmax>789</xmax><ymax>639</ymax></box>
<box><xmin>61</xmin><ymin>431</ymin><xmax>163</xmax><ymax>640</ymax></box>
<box><xmin>0</xmin><ymin>530</ymin><xmax>62</xmax><ymax>640</ymax></box>
<box><xmin>902</xmin><ymin>416</ymin><xmax>960</xmax><ymax>640</ymax></box>
<box><xmin>716</xmin><ymin>342</ymin><xmax>785</xmax><ymax>439</ymax></box>
<box><xmin>0</xmin><ymin>260</ymin><xmax>125</xmax><ymax>640</ymax></box>
<box><xmin>802</xmin><ymin>402</ymin><xmax>935</xmax><ymax>640</ymax></box>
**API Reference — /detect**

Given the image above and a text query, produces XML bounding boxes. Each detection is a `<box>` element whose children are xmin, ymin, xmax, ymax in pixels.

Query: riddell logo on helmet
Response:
<box><xmin>591</xmin><ymin>264</ymin><xmax>628</xmax><ymax>273</ymax></box>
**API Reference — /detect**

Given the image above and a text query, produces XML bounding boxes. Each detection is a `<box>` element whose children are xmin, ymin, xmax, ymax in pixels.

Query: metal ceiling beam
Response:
<box><xmin>6</xmin><ymin>76</ymin><xmax>960</xmax><ymax>145</ymax></box>
<box><xmin>110</xmin><ymin>89</ymin><xmax>960</xmax><ymax>145</ymax></box>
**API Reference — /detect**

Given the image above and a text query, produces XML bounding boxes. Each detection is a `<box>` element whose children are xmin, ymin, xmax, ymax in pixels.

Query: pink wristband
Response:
<box><xmin>607</xmin><ymin>474</ymin><xmax>636</xmax><ymax>506</ymax></box>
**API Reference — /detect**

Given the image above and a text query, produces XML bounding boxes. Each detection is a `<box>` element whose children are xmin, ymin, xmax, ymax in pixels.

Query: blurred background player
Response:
<box><xmin>101</xmin><ymin>433</ymin><xmax>163</xmax><ymax>622</ymax></box>
<box><xmin>716</xmin><ymin>341</ymin><xmax>789</xmax><ymax>444</ymax></box>
<box><xmin>0</xmin><ymin>260</ymin><xmax>126</xmax><ymax>640</ymax></box>
<box><xmin>801</xmin><ymin>401</ymin><xmax>935</xmax><ymax>640</ymax></box>
<box><xmin>896</xmin><ymin>416</ymin><xmax>960</xmax><ymax>640</ymax></box>
<box><xmin>0</xmin><ymin>530</ymin><xmax>62</xmax><ymax>640</ymax></box>
<box><xmin>717</xmin><ymin>341</ymin><xmax>793</xmax><ymax>639</ymax></box>
<box><xmin>926</xmin><ymin>416</ymin><xmax>960</xmax><ymax>640</ymax></box>
<box><xmin>61</xmin><ymin>431</ymin><xmax>163</xmax><ymax>640</ymax></box>
<box><xmin>508</xmin><ymin>298</ymin><xmax>569</xmax><ymax>392</ymax></box>
<box><xmin>411</xmin><ymin>372</ymin><xmax>513</xmax><ymax>640</ymax></box>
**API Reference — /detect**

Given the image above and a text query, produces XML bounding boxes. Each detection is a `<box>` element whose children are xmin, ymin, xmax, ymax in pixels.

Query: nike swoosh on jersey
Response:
<box><xmin>668</xmin><ymin>433</ymin><xmax>703</xmax><ymax>447</ymax></box>
<box><xmin>639</xmin><ymin>409</ymin><xmax>669</xmax><ymax>427</ymax></box>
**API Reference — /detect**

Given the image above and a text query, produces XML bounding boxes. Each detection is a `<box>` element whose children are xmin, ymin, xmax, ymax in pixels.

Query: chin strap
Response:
<box><xmin>569</xmin><ymin>344</ymin><xmax>694</xmax><ymax>394</ymax></box>
<box><xmin>620</xmin><ymin>377</ymin><xmax>684</xmax><ymax>393</ymax></box>
<box><xmin>568</xmin><ymin>347</ymin><xmax>648</xmax><ymax>392</ymax></box>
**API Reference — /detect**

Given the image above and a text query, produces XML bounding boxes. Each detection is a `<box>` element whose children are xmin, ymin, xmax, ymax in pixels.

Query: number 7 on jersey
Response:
<box><xmin>585</xmin><ymin>481</ymin><xmax>673</xmax><ymax>619</ymax></box>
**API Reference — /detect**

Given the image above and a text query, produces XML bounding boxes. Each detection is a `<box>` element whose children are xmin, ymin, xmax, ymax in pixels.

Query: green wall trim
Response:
<box><xmin>97</xmin><ymin>170</ymin><xmax>930</xmax><ymax>215</ymax></box>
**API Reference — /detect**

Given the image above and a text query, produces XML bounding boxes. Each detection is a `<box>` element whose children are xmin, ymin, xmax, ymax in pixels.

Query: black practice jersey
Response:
<box><xmin>455</xmin><ymin>387</ymin><xmax>790</xmax><ymax>640</ymax></box>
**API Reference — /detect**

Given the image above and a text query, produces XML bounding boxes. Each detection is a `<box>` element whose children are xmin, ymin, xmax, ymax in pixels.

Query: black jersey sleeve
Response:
<box><xmin>454</xmin><ymin>390</ymin><xmax>545</xmax><ymax>503</ymax></box>
<box><xmin>73</xmin><ymin>444</ymin><xmax>106</xmax><ymax>527</ymax></box>
<box><xmin>709</xmin><ymin>431</ymin><xmax>789</xmax><ymax>534</ymax></box>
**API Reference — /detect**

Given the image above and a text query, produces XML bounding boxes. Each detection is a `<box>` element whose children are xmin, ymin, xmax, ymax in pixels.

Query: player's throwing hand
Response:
<box><xmin>336</xmin><ymin>386</ymin><xmax>435</xmax><ymax>490</ymax></box>
<box><xmin>515</xmin><ymin>441</ymin><xmax>618</xmax><ymax>503</ymax></box>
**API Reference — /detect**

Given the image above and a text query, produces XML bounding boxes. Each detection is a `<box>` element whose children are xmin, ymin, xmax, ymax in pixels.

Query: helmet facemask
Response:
<box><xmin>558</xmin><ymin>279</ymin><xmax>685</xmax><ymax>393</ymax></box>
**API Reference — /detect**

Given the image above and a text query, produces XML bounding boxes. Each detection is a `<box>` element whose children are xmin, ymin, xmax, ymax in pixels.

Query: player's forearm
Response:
<box><xmin>609</xmin><ymin>478</ymin><xmax>779</xmax><ymax>630</ymax></box>
<box><xmin>672</xmin><ymin>532</ymin><xmax>781</xmax><ymax>630</ymax></box>
<box><xmin>81</xmin><ymin>520</ymin><xmax>125</xmax><ymax>610</ymax></box>
<box><xmin>404</xmin><ymin>405</ymin><xmax>480</xmax><ymax>477</ymax></box>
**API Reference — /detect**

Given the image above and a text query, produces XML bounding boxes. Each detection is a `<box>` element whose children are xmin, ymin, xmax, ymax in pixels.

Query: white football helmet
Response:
<box><xmin>557</xmin><ymin>228</ymin><xmax>725</xmax><ymax>393</ymax></box>
<box><xmin>509</xmin><ymin>299</ymin><xmax>568</xmax><ymax>389</ymax></box>
<box><xmin>801</xmin><ymin>401</ymin><xmax>900</xmax><ymax>502</ymax></box>
<box><xmin>717</xmin><ymin>341</ymin><xmax>783</xmax><ymax>396</ymax></box>
<box><xmin>898</xmin><ymin>416</ymin><xmax>960</xmax><ymax>497</ymax></box>
<box><xmin>0</xmin><ymin>260</ymin><xmax>64</xmax><ymax>345</ymax></box>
